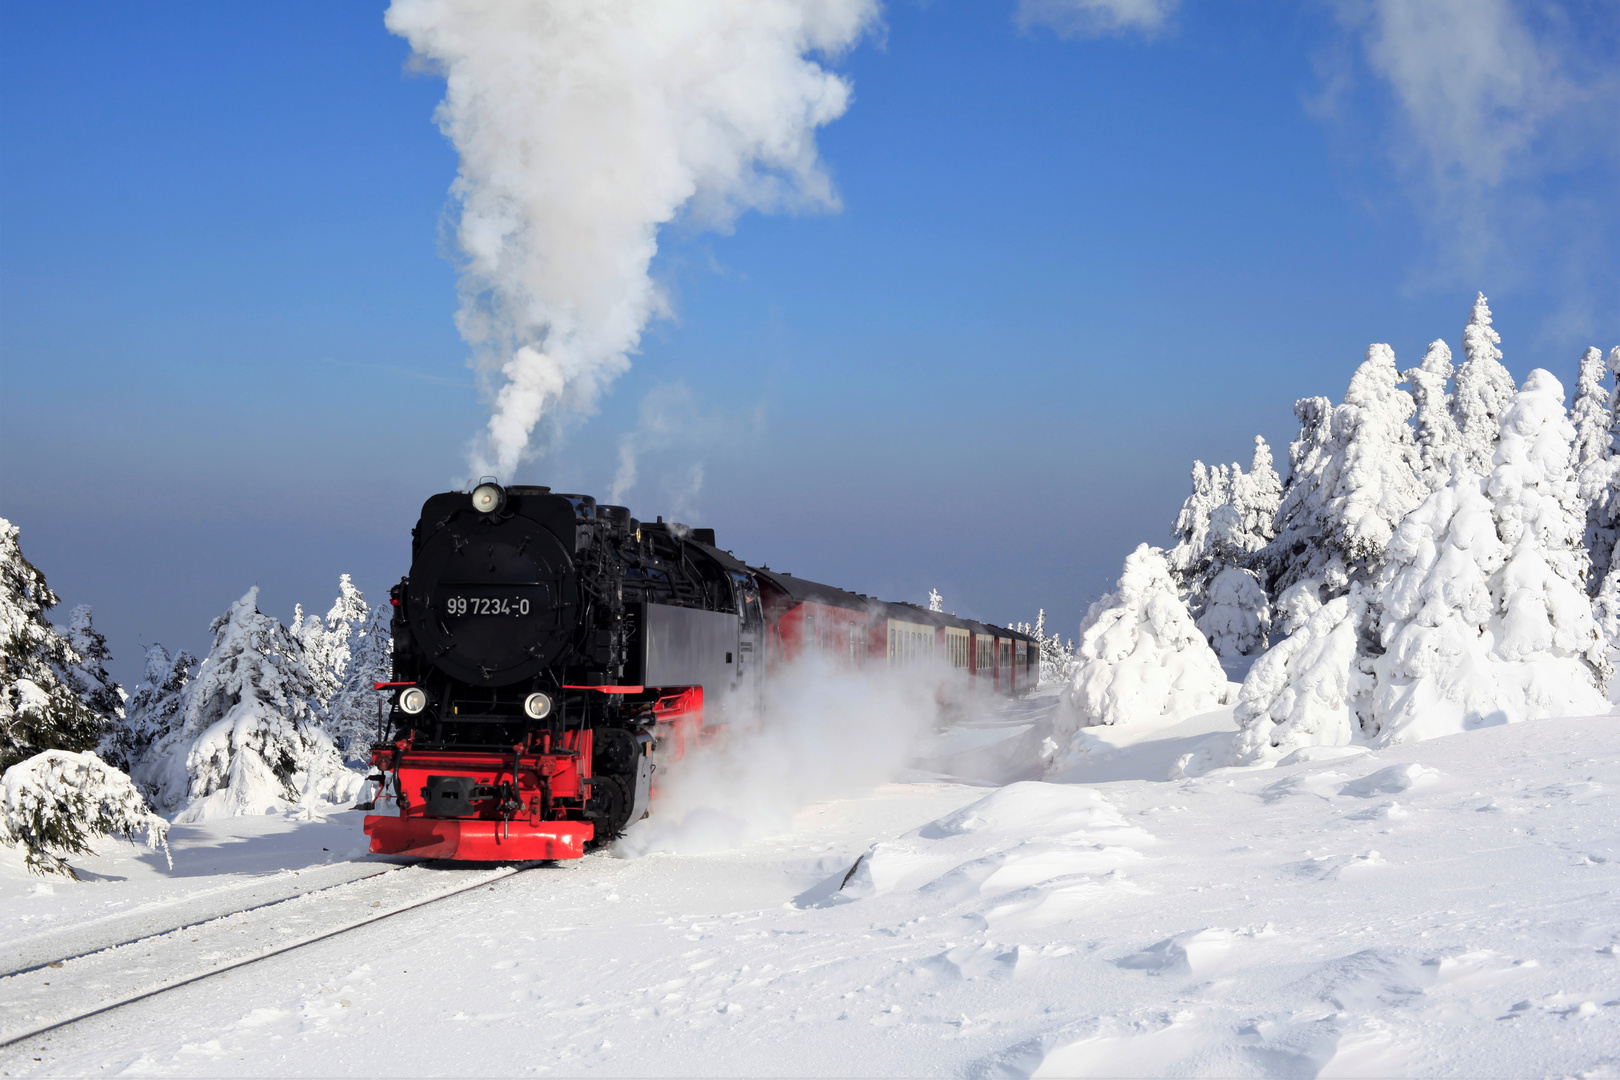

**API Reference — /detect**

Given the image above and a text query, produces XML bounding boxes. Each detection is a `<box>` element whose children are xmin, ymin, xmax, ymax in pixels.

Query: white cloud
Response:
<box><xmin>1342</xmin><ymin>3</ymin><xmax>1616</xmax><ymax>260</ymax></box>
<box><xmin>1345</xmin><ymin>0</ymin><xmax>1580</xmax><ymax>191</ymax></box>
<box><xmin>1015</xmin><ymin>0</ymin><xmax>1178</xmax><ymax>39</ymax></box>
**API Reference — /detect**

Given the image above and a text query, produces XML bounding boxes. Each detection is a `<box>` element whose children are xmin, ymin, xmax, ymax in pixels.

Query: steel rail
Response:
<box><xmin>0</xmin><ymin>862</ymin><xmax>541</xmax><ymax>1052</ymax></box>
<box><xmin>0</xmin><ymin>865</ymin><xmax>404</xmax><ymax>981</ymax></box>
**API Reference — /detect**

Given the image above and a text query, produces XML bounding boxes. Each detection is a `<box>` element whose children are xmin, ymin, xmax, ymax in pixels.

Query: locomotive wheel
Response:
<box><xmin>586</xmin><ymin>773</ymin><xmax>633</xmax><ymax>839</ymax></box>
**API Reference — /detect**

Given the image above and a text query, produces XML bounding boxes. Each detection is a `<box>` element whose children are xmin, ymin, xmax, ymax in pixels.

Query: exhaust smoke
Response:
<box><xmin>385</xmin><ymin>0</ymin><xmax>880</xmax><ymax>479</ymax></box>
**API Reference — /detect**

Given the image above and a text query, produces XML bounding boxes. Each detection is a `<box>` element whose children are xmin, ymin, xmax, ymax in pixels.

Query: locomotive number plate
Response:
<box><xmin>443</xmin><ymin>594</ymin><xmax>532</xmax><ymax>617</ymax></box>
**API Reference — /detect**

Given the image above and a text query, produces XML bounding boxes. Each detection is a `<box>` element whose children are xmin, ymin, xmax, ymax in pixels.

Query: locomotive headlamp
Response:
<box><xmin>399</xmin><ymin>687</ymin><xmax>428</xmax><ymax>715</ymax></box>
<box><xmin>523</xmin><ymin>692</ymin><xmax>553</xmax><ymax>720</ymax></box>
<box><xmin>471</xmin><ymin>482</ymin><xmax>505</xmax><ymax>514</ymax></box>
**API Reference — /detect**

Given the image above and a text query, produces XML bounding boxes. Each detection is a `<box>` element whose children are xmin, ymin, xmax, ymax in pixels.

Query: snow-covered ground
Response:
<box><xmin>5</xmin><ymin>689</ymin><xmax>1620</xmax><ymax>1077</ymax></box>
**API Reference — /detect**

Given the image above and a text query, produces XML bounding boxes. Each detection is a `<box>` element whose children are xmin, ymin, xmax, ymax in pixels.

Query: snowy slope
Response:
<box><xmin>5</xmin><ymin>697</ymin><xmax>1620</xmax><ymax>1077</ymax></box>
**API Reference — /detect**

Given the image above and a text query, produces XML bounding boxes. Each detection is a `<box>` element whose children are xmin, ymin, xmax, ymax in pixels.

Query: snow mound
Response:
<box><xmin>1340</xmin><ymin>763</ymin><xmax>1441</xmax><ymax>797</ymax></box>
<box><xmin>1056</xmin><ymin>545</ymin><xmax>1226</xmax><ymax>746</ymax></box>
<box><xmin>1117</xmin><ymin>927</ymin><xmax>1236</xmax><ymax>976</ymax></box>
<box><xmin>832</xmin><ymin>782</ymin><xmax>1155</xmax><ymax>933</ymax></box>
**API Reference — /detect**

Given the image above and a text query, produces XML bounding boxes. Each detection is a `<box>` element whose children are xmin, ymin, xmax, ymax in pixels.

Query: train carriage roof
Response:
<box><xmin>747</xmin><ymin>566</ymin><xmax>875</xmax><ymax>613</ymax></box>
<box><xmin>682</xmin><ymin>532</ymin><xmax>1038</xmax><ymax>645</ymax></box>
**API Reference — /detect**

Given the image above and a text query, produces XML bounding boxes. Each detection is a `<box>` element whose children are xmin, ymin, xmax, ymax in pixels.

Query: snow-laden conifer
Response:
<box><xmin>133</xmin><ymin>588</ymin><xmax>362</xmax><ymax>821</ymax></box>
<box><xmin>0</xmin><ymin>519</ymin><xmax>104</xmax><ymax>772</ymax></box>
<box><xmin>1057</xmin><ymin>545</ymin><xmax>1226</xmax><ymax>736</ymax></box>
<box><xmin>1407</xmin><ymin>339</ymin><xmax>1462</xmax><ymax>490</ymax></box>
<box><xmin>1230</xmin><ymin>436</ymin><xmax>1282</xmax><ymax>552</ymax></box>
<box><xmin>1368</xmin><ymin>457</ymin><xmax>1607</xmax><ymax>743</ymax></box>
<box><xmin>0</xmin><ymin>750</ymin><xmax>169</xmax><ymax>878</ymax></box>
<box><xmin>64</xmin><ymin>606</ymin><xmax>124</xmax><ymax>728</ymax></box>
<box><xmin>1258</xmin><ymin>347</ymin><xmax>1426</xmax><ymax>599</ymax></box>
<box><xmin>1452</xmin><ymin>293</ymin><xmax>1516</xmax><ymax>477</ymax></box>
<box><xmin>1572</xmin><ymin>347</ymin><xmax>1613</xmax><ymax>478</ymax></box>
<box><xmin>1196</xmin><ymin>565</ymin><xmax>1271</xmax><ymax>659</ymax></box>
<box><xmin>1575</xmin><ymin>347</ymin><xmax>1619</xmax><ymax>612</ymax></box>
<box><xmin>1167</xmin><ymin>462</ymin><xmax>1231</xmax><ymax>596</ymax></box>
<box><xmin>1368</xmin><ymin>470</ymin><xmax>1506</xmax><ymax>740</ymax></box>
<box><xmin>100</xmin><ymin>644</ymin><xmax>197</xmax><ymax>773</ymax></box>
<box><xmin>1486</xmin><ymin>369</ymin><xmax>1610</xmax><ymax>686</ymax></box>
<box><xmin>1230</xmin><ymin>585</ymin><xmax>1375</xmax><ymax>765</ymax></box>
<box><xmin>324</xmin><ymin>604</ymin><xmax>392</xmax><ymax>763</ymax></box>
<box><xmin>291</xmin><ymin>604</ymin><xmax>339</xmax><ymax>712</ymax></box>
<box><xmin>1259</xmin><ymin>397</ymin><xmax>1337</xmax><ymax>597</ymax></box>
<box><xmin>1589</xmin><ymin>347</ymin><xmax>1620</xmax><ymax>636</ymax></box>
<box><xmin>295</xmin><ymin>575</ymin><xmax>372</xmax><ymax>716</ymax></box>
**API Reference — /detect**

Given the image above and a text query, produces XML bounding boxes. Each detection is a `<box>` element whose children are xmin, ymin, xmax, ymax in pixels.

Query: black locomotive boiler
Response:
<box><xmin>363</xmin><ymin>483</ymin><xmax>1035</xmax><ymax>861</ymax></box>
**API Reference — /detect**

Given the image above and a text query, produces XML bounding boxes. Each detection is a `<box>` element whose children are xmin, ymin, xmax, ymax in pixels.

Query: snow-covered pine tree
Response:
<box><xmin>1196</xmin><ymin>561</ymin><xmax>1271</xmax><ymax>659</ymax></box>
<box><xmin>132</xmin><ymin>588</ymin><xmax>362</xmax><ymax>821</ymax></box>
<box><xmin>100</xmin><ymin>644</ymin><xmax>197</xmax><ymax>773</ymax></box>
<box><xmin>1229</xmin><ymin>584</ymin><xmax>1375</xmax><ymax>765</ymax></box>
<box><xmin>291</xmin><ymin>603</ymin><xmax>339</xmax><ymax>713</ymax></box>
<box><xmin>1230</xmin><ymin>436</ymin><xmax>1282</xmax><ymax>553</ymax></box>
<box><xmin>64</xmin><ymin>605</ymin><xmax>123</xmax><ymax>729</ymax></box>
<box><xmin>295</xmin><ymin>575</ymin><xmax>373</xmax><ymax>720</ymax></box>
<box><xmin>1407</xmin><ymin>339</ymin><xmax>1462</xmax><ymax>490</ymax></box>
<box><xmin>1486</xmin><ymin>368</ymin><xmax>1610</xmax><ymax>688</ymax></box>
<box><xmin>1256</xmin><ymin>396</ymin><xmax>1336</xmax><ymax>599</ymax></box>
<box><xmin>1452</xmin><ymin>293</ymin><xmax>1517</xmax><ymax>477</ymax></box>
<box><xmin>1040</xmin><ymin>631</ymin><xmax>1076</xmax><ymax>686</ymax></box>
<box><xmin>1573</xmin><ymin>347</ymin><xmax>1618</xmax><ymax>595</ymax></box>
<box><xmin>1166</xmin><ymin>461</ymin><xmax>1230</xmax><ymax>596</ymax></box>
<box><xmin>1588</xmin><ymin>347</ymin><xmax>1620</xmax><ymax>636</ymax></box>
<box><xmin>1572</xmin><ymin>346</ymin><xmax>1613</xmax><ymax>479</ymax></box>
<box><xmin>1367</xmin><ymin>468</ymin><xmax>1505</xmax><ymax>741</ymax></box>
<box><xmin>0</xmin><ymin>519</ymin><xmax>105</xmax><ymax>773</ymax></box>
<box><xmin>1257</xmin><ymin>347</ymin><xmax>1426</xmax><ymax>602</ymax></box>
<box><xmin>324</xmin><ymin>603</ymin><xmax>392</xmax><ymax>763</ymax></box>
<box><xmin>1020</xmin><ymin>608</ymin><xmax>1076</xmax><ymax>686</ymax></box>
<box><xmin>1</xmin><ymin>750</ymin><xmax>170</xmax><ymax>877</ymax></box>
<box><xmin>322</xmin><ymin>574</ymin><xmax>368</xmax><ymax>677</ymax></box>
<box><xmin>1192</xmin><ymin>438</ymin><xmax>1281</xmax><ymax>659</ymax></box>
<box><xmin>1057</xmin><ymin>544</ymin><xmax>1226</xmax><ymax>737</ymax></box>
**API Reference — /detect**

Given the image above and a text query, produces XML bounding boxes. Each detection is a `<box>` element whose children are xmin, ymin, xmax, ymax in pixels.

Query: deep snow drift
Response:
<box><xmin>5</xmin><ymin>685</ymin><xmax>1619</xmax><ymax>1078</ymax></box>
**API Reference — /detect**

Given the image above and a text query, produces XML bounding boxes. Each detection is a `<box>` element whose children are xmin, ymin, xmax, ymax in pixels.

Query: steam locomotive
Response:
<box><xmin>361</xmin><ymin>482</ymin><xmax>1036</xmax><ymax>861</ymax></box>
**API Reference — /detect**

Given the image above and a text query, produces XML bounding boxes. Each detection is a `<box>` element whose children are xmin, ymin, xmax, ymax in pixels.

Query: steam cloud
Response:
<box><xmin>614</xmin><ymin>657</ymin><xmax>945</xmax><ymax>858</ymax></box>
<box><xmin>385</xmin><ymin>0</ymin><xmax>880</xmax><ymax>480</ymax></box>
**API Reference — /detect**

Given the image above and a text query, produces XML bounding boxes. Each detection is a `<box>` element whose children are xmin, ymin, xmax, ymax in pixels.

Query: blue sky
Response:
<box><xmin>2</xmin><ymin>1</ymin><xmax>1616</xmax><ymax>687</ymax></box>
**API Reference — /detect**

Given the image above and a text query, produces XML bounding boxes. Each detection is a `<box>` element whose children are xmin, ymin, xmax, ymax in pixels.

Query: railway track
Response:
<box><xmin>0</xmin><ymin>859</ymin><xmax>550</xmax><ymax>1052</ymax></box>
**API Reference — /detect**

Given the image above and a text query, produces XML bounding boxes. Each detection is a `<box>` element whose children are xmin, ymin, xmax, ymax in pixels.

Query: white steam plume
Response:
<box><xmin>385</xmin><ymin>0</ymin><xmax>879</xmax><ymax>480</ymax></box>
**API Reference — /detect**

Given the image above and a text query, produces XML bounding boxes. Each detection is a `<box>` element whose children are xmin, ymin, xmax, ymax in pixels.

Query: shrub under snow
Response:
<box><xmin>133</xmin><ymin>588</ymin><xmax>362</xmax><ymax>822</ymax></box>
<box><xmin>1058</xmin><ymin>544</ymin><xmax>1227</xmax><ymax>733</ymax></box>
<box><xmin>1</xmin><ymin>750</ymin><xmax>170</xmax><ymax>878</ymax></box>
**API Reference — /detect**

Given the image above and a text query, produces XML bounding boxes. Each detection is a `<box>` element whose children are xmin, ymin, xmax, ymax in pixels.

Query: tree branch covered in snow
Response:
<box><xmin>1</xmin><ymin>750</ymin><xmax>170</xmax><ymax>878</ymax></box>
<box><xmin>1</xmin><ymin>519</ymin><xmax>107</xmax><ymax>773</ymax></box>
